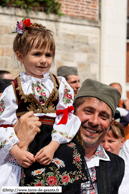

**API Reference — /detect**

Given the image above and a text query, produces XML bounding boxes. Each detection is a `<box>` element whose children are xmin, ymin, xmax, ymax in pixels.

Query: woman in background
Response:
<box><xmin>101</xmin><ymin>121</ymin><xmax>125</xmax><ymax>155</ymax></box>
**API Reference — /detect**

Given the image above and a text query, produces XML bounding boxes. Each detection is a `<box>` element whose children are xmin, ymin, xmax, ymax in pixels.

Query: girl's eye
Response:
<box><xmin>34</xmin><ymin>52</ymin><xmax>40</xmax><ymax>56</ymax></box>
<box><xmin>109</xmin><ymin>140</ymin><xmax>115</xmax><ymax>143</ymax></box>
<box><xmin>46</xmin><ymin>53</ymin><xmax>52</xmax><ymax>57</ymax></box>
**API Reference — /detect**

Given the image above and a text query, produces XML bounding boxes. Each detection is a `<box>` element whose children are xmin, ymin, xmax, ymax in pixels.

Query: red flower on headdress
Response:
<box><xmin>23</xmin><ymin>19</ymin><xmax>32</xmax><ymax>27</ymax></box>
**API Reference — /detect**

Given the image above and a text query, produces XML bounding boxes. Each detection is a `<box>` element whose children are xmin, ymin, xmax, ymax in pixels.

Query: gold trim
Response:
<box><xmin>12</xmin><ymin>79</ymin><xmax>18</xmax><ymax>104</ymax></box>
<box><xmin>42</xmin><ymin>72</ymin><xmax>59</xmax><ymax>113</ymax></box>
<box><xmin>17</xmin><ymin>76</ymin><xmax>42</xmax><ymax>113</ymax></box>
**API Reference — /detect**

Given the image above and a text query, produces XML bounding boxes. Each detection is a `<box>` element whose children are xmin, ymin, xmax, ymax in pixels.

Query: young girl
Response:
<box><xmin>0</xmin><ymin>18</ymin><xmax>90</xmax><ymax>193</ymax></box>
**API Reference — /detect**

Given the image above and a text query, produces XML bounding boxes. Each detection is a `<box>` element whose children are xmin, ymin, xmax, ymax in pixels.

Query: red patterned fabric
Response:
<box><xmin>39</xmin><ymin>116</ymin><xmax>55</xmax><ymax>125</ymax></box>
<box><xmin>90</xmin><ymin>167</ymin><xmax>97</xmax><ymax>194</ymax></box>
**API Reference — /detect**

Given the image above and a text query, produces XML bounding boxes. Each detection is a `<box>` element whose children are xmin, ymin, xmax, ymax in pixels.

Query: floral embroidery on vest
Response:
<box><xmin>63</xmin><ymin>82</ymin><xmax>73</xmax><ymax>105</ymax></box>
<box><xmin>20</xmin><ymin>143</ymin><xmax>87</xmax><ymax>186</ymax></box>
<box><xmin>68</xmin><ymin>142</ymin><xmax>83</xmax><ymax>170</ymax></box>
<box><xmin>0</xmin><ymin>99</ymin><xmax>5</xmax><ymax>115</ymax></box>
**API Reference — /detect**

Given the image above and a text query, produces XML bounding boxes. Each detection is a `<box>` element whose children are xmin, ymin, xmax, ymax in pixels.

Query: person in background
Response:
<box><xmin>0</xmin><ymin>79</ymin><xmax>13</xmax><ymax>97</ymax></box>
<box><xmin>57</xmin><ymin>66</ymin><xmax>80</xmax><ymax>97</ymax></box>
<box><xmin>110</xmin><ymin>82</ymin><xmax>129</xmax><ymax>141</ymax></box>
<box><xmin>110</xmin><ymin>82</ymin><xmax>129</xmax><ymax>110</ymax></box>
<box><xmin>0</xmin><ymin>70</ymin><xmax>13</xmax><ymax>97</ymax></box>
<box><xmin>100</xmin><ymin>120</ymin><xmax>128</xmax><ymax>194</ymax></box>
<box><xmin>101</xmin><ymin>121</ymin><xmax>125</xmax><ymax>155</ymax></box>
<box><xmin>0</xmin><ymin>70</ymin><xmax>13</xmax><ymax>80</ymax></box>
<box><xmin>118</xmin><ymin>139</ymin><xmax>129</xmax><ymax>194</ymax></box>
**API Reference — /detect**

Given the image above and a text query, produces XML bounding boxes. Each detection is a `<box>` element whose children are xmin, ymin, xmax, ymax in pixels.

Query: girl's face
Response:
<box><xmin>16</xmin><ymin>43</ymin><xmax>53</xmax><ymax>79</ymax></box>
<box><xmin>101</xmin><ymin>131</ymin><xmax>124</xmax><ymax>155</ymax></box>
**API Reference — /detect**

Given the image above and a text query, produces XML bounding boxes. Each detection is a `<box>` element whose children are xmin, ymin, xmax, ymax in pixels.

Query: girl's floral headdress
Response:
<box><xmin>10</xmin><ymin>18</ymin><xmax>32</xmax><ymax>34</ymax></box>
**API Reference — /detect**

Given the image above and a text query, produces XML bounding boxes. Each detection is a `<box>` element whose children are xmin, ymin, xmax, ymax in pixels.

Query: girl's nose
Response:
<box><xmin>40</xmin><ymin>55</ymin><xmax>46</xmax><ymax>63</ymax></box>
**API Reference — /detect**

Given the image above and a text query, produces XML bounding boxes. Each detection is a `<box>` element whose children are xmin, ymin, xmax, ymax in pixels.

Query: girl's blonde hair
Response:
<box><xmin>13</xmin><ymin>23</ymin><xmax>55</xmax><ymax>57</ymax></box>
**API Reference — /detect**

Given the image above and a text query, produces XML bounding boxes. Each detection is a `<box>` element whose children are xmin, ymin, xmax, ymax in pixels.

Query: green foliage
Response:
<box><xmin>0</xmin><ymin>0</ymin><xmax>63</xmax><ymax>15</ymax></box>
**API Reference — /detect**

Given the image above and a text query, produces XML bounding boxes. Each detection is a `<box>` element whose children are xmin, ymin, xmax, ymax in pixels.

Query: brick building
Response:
<box><xmin>59</xmin><ymin>0</ymin><xmax>99</xmax><ymax>20</ymax></box>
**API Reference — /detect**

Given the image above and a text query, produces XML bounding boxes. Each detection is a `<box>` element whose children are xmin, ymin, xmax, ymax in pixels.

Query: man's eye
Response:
<box><xmin>101</xmin><ymin>115</ymin><xmax>107</xmax><ymax>120</ymax></box>
<box><xmin>85</xmin><ymin>110</ymin><xmax>92</xmax><ymax>114</ymax></box>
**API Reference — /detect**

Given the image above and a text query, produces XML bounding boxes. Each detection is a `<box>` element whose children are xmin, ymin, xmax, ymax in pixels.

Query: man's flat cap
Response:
<box><xmin>75</xmin><ymin>78</ymin><xmax>121</xmax><ymax>116</ymax></box>
<box><xmin>57</xmin><ymin>66</ymin><xmax>78</xmax><ymax>77</ymax></box>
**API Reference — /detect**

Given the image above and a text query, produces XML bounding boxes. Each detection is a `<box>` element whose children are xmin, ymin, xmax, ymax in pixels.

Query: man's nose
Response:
<box><xmin>89</xmin><ymin>114</ymin><xmax>100</xmax><ymax>126</ymax></box>
<box><xmin>77</xmin><ymin>82</ymin><xmax>81</xmax><ymax>88</ymax></box>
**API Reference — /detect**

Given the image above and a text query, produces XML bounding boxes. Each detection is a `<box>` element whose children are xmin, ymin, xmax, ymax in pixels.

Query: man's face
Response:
<box><xmin>75</xmin><ymin>97</ymin><xmax>113</xmax><ymax>149</ymax></box>
<box><xmin>66</xmin><ymin>75</ymin><xmax>80</xmax><ymax>97</ymax></box>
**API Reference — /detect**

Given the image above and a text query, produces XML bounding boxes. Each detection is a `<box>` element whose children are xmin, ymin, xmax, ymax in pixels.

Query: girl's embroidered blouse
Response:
<box><xmin>0</xmin><ymin>71</ymin><xmax>81</xmax><ymax>165</ymax></box>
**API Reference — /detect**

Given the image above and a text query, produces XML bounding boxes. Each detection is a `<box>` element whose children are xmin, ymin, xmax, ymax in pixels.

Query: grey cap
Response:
<box><xmin>75</xmin><ymin>78</ymin><xmax>121</xmax><ymax>116</ymax></box>
<box><xmin>57</xmin><ymin>66</ymin><xmax>78</xmax><ymax>77</ymax></box>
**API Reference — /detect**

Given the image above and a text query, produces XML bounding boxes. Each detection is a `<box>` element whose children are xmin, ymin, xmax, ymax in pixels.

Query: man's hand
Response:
<box><xmin>14</xmin><ymin>111</ymin><xmax>41</xmax><ymax>151</ymax></box>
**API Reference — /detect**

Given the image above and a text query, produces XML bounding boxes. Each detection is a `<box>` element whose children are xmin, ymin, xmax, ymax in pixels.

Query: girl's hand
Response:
<box><xmin>16</xmin><ymin>150</ymin><xmax>35</xmax><ymax>168</ymax></box>
<box><xmin>9</xmin><ymin>145</ymin><xmax>35</xmax><ymax>168</ymax></box>
<box><xmin>35</xmin><ymin>141</ymin><xmax>60</xmax><ymax>166</ymax></box>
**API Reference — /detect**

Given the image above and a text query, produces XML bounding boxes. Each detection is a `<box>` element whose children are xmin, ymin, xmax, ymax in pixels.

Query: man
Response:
<box><xmin>110</xmin><ymin>82</ymin><xmax>129</xmax><ymax>110</ymax></box>
<box><xmin>57</xmin><ymin>66</ymin><xmax>80</xmax><ymax>97</ymax></box>
<box><xmin>73</xmin><ymin>79</ymin><xmax>124</xmax><ymax>193</ymax></box>
<box><xmin>17</xmin><ymin>79</ymin><xmax>124</xmax><ymax>193</ymax></box>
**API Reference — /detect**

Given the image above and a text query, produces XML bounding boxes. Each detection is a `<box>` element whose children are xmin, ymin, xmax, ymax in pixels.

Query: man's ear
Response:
<box><xmin>107</xmin><ymin>118</ymin><xmax>114</xmax><ymax>132</ymax></box>
<box><xmin>110</xmin><ymin>118</ymin><xmax>114</xmax><ymax>125</ymax></box>
<box><xmin>16</xmin><ymin>51</ymin><xmax>24</xmax><ymax>63</ymax></box>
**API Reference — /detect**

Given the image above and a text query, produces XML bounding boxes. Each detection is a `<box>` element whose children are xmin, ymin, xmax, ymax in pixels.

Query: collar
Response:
<box><xmin>20</xmin><ymin>71</ymin><xmax>50</xmax><ymax>84</ymax></box>
<box><xmin>85</xmin><ymin>145</ymin><xmax>110</xmax><ymax>169</ymax></box>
